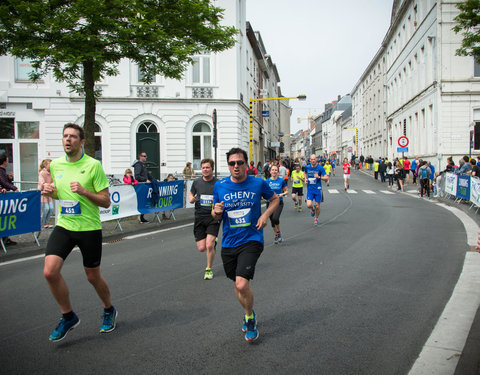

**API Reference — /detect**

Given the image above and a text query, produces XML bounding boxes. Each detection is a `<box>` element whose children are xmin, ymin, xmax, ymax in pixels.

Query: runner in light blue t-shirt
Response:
<box><xmin>304</xmin><ymin>154</ymin><xmax>329</xmax><ymax>227</ymax></box>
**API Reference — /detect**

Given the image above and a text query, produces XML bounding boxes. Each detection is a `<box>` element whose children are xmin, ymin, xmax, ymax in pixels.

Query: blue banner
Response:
<box><xmin>0</xmin><ymin>190</ymin><xmax>41</xmax><ymax>237</ymax></box>
<box><xmin>457</xmin><ymin>175</ymin><xmax>471</xmax><ymax>200</ymax></box>
<box><xmin>134</xmin><ymin>180</ymin><xmax>184</xmax><ymax>214</ymax></box>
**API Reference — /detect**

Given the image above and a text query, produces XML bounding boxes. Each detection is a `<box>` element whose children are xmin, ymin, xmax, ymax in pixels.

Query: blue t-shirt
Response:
<box><xmin>304</xmin><ymin>164</ymin><xmax>326</xmax><ymax>191</ymax></box>
<box><xmin>266</xmin><ymin>177</ymin><xmax>287</xmax><ymax>202</ymax></box>
<box><xmin>213</xmin><ymin>175</ymin><xmax>275</xmax><ymax>248</ymax></box>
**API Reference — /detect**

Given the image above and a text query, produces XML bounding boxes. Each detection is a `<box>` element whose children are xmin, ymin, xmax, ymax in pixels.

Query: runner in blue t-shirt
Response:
<box><xmin>265</xmin><ymin>164</ymin><xmax>288</xmax><ymax>244</ymax></box>
<box><xmin>304</xmin><ymin>154</ymin><xmax>329</xmax><ymax>226</ymax></box>
<box><xmin>212</xmin><ymin>148</ymin><xmax>279</xmax><ymax>342</ymax></box>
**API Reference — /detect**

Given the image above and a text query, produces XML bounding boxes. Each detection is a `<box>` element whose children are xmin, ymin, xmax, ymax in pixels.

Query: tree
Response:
<box><xmin>453</xmin><ymin>0</ymin><xmax>480</xmax><ymax>64</ymax></box>
<box><xmin>0</xmin><ymin>0</ymin><xmax>237</xmax><ymax>156</ymax></box>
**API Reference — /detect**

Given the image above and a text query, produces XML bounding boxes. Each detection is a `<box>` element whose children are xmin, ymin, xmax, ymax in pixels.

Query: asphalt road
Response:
<box><xmin>0</xmin><ymin>171</ymin><xmax>468</xmax><ymax>374</ymax></box>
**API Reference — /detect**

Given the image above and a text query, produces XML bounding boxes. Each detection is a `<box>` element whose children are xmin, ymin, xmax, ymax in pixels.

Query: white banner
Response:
<box><xmin>470</xmin><ymin>177</ymin><xmax>480</xmax><ymax>208</ymax></box>
<box><xmin>444</xmin><ymin>173</ymin><xmax>457</xmax><ymax>196</ymax></box>
<box><xmin>100</xmin><ymin>185</ymin><xmax>139</xmax><ymax>222</ymax></box>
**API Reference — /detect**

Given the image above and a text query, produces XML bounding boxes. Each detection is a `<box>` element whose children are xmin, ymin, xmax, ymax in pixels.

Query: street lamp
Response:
<box><xmin>249</xmin><ymin>95</ymin><xmax>306</xmax><ymax>161</ymax></box>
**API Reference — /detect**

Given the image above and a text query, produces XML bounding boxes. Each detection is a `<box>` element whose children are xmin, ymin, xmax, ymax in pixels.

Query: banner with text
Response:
<box><xmin>0</xmin><ymin>190</ymin><xmax>41</xmax><ymax>237</ymax></box>
<box><xmin>99</xmin><ymin>184</ymin><xmax>138</xmax><ymax>221</ymax></box>
<box><xmin>470</xmin><ymin>177</ymin><xmax>480</xmax><ymax>208</ymax></box>
<box><xmin>444</xmin><ymin>173</ymin><xmax>458</xmax><ymax>197</ymax></box>
<box><xmin>456</xmin><ymin>175</ymin><xmax>471</xmax><ymax>201</ymax></box>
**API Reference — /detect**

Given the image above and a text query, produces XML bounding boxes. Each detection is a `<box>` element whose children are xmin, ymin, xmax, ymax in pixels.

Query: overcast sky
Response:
<box><xmin>246</xmin><ymin>0</ymin><xmax>393</xmax><ymax>133</ymax></box>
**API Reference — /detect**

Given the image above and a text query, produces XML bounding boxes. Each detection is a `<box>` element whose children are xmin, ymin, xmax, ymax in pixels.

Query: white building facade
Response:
<box><xmin>0</xmin><ymin>0</ymin><xmax>288</xmax><ymax>188</ymax></box>
<box><xmin>352</xmin><ymin>0</ymin><xmax>480</xmax><ymax>169</ymax></box>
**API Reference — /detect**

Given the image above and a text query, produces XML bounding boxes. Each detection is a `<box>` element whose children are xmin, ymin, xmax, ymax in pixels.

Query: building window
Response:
<box><xmin>0</xmin><ymin>118</ymin><xmax>15</xmax><ymax>138</ymax></box>
<box><xmin>17</xmin><ymin>121</ymin><xmax>39</xmax><ymax>139</ymax></box>
<box><xmin>192</xmin><ymin>122</ymin><xmax>212</xmax><ymax>170</ymax></box>
<box><xmin>138</xmin><ymin>121</ymin><xmax>158</xmax><ymax>133</ymax></box>
<box><xmin>474</xmin><ymin>60</ymin><xmax>480</xmax><ymax>77</ymax></box>
<box><xmin>94</xmin><ymin>124</ymin><xmax>102</xmax><ymax>162</ymax></box>
<box><xmin>15</xmin><ymin>58</ymin><xmax>35</xmax><ymax>81</ymax></box>
<box><xmin>192</xmin><ymin>55</ymin><xmax>211</xmax><ymax>84</ymax></box>
<box><xmin>138</xmin><ymin>65</ymin><xmax>156</xmax><ymax>83</ymax></box>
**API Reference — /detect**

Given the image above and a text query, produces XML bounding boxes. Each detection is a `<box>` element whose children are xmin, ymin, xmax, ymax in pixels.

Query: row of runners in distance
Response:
<box><xmin>39</xmin><ymin>124</ymin><xmax>353</xmax><ymax>345</ymax></box>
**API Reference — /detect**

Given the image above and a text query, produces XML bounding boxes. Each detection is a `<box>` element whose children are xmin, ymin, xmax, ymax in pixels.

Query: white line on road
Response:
<box><xmin>328</xmin><ymin>189</ymin><xmax>339</xmax><ymax>194</ymax></box>
<box><xmin>347</xmin><ymin>190</ymin><xmax>357</xmax><ymax>194</ymax></box>
<box><xmin>362</xmin><ymin>190</ymin><xmax>376</xmax><ymax>194</ymax></box>
<box><xmin>380</xmin><ymin>190</ymin><xmax>395</xmax><ymax>195</ymax></box>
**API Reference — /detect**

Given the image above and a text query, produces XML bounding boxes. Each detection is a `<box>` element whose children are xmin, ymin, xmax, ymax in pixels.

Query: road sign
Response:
<box><xmin>347</xmin><ymin>146</ymin><xmax>353</xmax><ymax>152</ymax></box>
<box><xmin>397</xmin><ymin>147</ymin><xmax>409</xmax><ymax>152</ymax></box>
<box><xmin>259</xmin><ymin>89</ymin><xmax>267</xmax><ymax>95</ymax></box>
<box><xmin>262</xmin><ymin>110</ymin><xmax>270</xmax><ymax>117</ymax></box>
<box><xmin>398</xmin><ymin>136</ymin><xmax>409</xmax><ymax>147</ymax></box>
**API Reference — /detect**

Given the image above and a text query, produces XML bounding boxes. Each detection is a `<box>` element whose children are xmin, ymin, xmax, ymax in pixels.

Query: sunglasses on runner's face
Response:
<box><xmin>228</xmin><ymin>160</ymin><xmax>245</xmax><ymax>167</ymax></box>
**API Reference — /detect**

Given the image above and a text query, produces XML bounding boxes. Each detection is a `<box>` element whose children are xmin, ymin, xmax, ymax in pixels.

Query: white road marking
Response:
<box><xmin>362</xmin><ymin>190</ymin><xmax>376</xmax><ymax>194</ymax></box>
<box><xmin>328</xmin><ymin>189</ymin><xmax>339</xmax><ymax>194</ymax></box>
<box><xmin>347</xmin><ymin>190</ymin><xmax>357</xmax><ymax>194</ymax></box>
<box><xmin>380</xmin><ymin>190</ymin><xmax>395</xmax><ymax>195</ymax></box>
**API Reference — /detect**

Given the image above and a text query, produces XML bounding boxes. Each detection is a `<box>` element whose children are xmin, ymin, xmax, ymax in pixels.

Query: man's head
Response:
<box><xmin>309</xmin><ymin>154</ymin><xmax>318</xmax><ymax>166</ymax></box>
<box><xmin>138</xmin><ymin>151</ymin><xmax>147</xmax><ymax>162</ymax></box>
<box><xmin>0</xmin><ymin>154</ymin><xmax>8</xmax><ymax>167</ymax></box>
<box><xmin>201</xmin><ymin>158</ymin><xmax>214</xmax><ymax>179</ymax></box>
<box><xmin>226</xmin><ymin>148</ymin><xmax>248</xmax><ymax>181</ymax></box>
<box><xmin>62</xmin><ymin>123</ymin><xmax>85</xmax><ymax>157</ymax></box>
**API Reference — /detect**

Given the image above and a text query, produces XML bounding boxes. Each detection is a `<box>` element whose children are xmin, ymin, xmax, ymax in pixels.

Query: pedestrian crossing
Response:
<box><xmin>326</xmin><ymin>188</ymin><xmax>404</xmax><ymax>195</ymax></box>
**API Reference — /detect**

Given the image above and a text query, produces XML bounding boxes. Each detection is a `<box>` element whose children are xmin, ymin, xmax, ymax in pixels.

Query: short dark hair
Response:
<box><xmin>138</xmin><ymin>151</ymin><xmax>146</xmax><ymax>158</ymax></box>
<box><xmin>63</xmin><ymin>123</ymin><xmax>84</xmax><ymax>140</ymax></box>
<box><xmin>226</xmin><ymin>148</ymin><xmax>248</xmax><ymax>164</ymax></box>
<box><xmin>0</xmin><ymin>154</ymin><xmax>7</xmax><ymax>164</ymax></box>
<box><xmin>201</xmin><ymin>158</ymin><xmax>214</xmax><ymax>168</ymax></box>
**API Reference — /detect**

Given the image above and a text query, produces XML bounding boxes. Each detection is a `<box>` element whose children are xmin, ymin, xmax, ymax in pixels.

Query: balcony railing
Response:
<box><xmin>192</xmin><ymin>87</ymin><xmax>213</xmax><ymax>98</ymax></box>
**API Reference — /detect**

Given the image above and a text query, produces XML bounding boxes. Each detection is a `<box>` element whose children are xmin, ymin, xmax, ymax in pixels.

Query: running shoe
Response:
<box><xmin>277</xmin><ymin>233</ymin><xmax>283</xmax><ymax>243</ymax></box>
<box><xmin>314</xmin><ymin>219</ymin><xmax>319</xmax><ymax>226</ymax></box>
<box><xmin>298</xmin><ymin>207</ymin><xmax>302</xmax><ymax>212</ymax></box>
<box><xmin>99</xmin><ymin>307</ymin><xmax>117</xmax><ymax>333</ymax></box>
<box><xmin>245</xmin><ymin>317</ymin><xmax>259</xmax><ymax>342</ymax></box>
<box><xmin>274</xmin><ymin>233</ymin><xmax>279</xmax><ymax>244</ymax></box>
<box><xmin>310</xmin><ymin>208</ymin><xmax>315</xmax><ymax>217</ymax></box>
<box><xmin>242</xmin><ymin>310</ymin><xmax>256</xmax><ymax>332</ymax></box>
<box><xmin>204</xmin><ymin>268</ymin><xmax>213</xmax><ymax>280</ymax></box>
<box><xmin>49</xmin><ymin>313</ymin><xmax>80</xmax><ymax>342</ymax></box>
<box><xmin>294</xmin><ymin>203</ymin><xmax>298</xmax><ymax>209</ymax></box>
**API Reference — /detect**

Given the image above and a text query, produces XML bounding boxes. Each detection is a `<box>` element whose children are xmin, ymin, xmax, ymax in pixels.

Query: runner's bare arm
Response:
<box><xmin>70</xmin><ymin>182</ymin><xmax>111</xmax><ymax>208</ymax></box>
<box><xmin>188</xmin><ymin>191</ymin><xmax>197</xmax><ymax>204</ymax></box>
<box><xmin>212</xmin><ymin>201</ymin><xmax>224</xmax><ymax>219</ymax></box>
<box><xmin>257</xmin><ymin>194</ymin><xmax>279</xmax><ymax>229</ymax></box>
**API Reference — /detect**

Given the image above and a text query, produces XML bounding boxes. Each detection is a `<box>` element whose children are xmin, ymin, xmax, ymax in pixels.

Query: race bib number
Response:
<box><xmin>200</xmin><ymin>194</ymin><xmax>213</xmax><ymax>207</ymax></box>
<box><xmin>59</xmin><ymin>200</ymin><xmax>81</xmax><ymax>216</ymax></box>
<box><xmin>294</xmin><ymin>179</ymin><xmax>300</xmax><ymax>184</ymax></box>
<box><xmin>227</xmin><ymin>208</ymin><xmax>251</xmax><ymax>228</ymax></box>
<box><xmin>308</xmin><ymin>177</ymin><xmax>317</xmax><ymax>184</ymax></box>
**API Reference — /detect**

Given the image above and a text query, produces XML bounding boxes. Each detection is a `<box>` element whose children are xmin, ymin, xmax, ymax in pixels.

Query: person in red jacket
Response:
<box><xmin>342</xmin><ymin>158</ymin><xmax>351</xmax><ymax>191</ymax></box>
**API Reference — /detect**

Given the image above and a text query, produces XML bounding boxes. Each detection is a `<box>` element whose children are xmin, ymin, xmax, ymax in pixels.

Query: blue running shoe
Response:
<box><xmin>314</xmin><ymin>219</ymin><xmax>319</xmax><ymax>226</ymax></box>
<box><xmin>49</xmin><ymin>313</ymin><xmax>80</xmax><ymax>342</ymax></box>
<box><xmin>310</xmin><ymin>208</ymin><xmax>315</xmax><ymax>217</ymax></box>
<box><xmin>100</xmin><ymin>307</ymin><xmax>117</xmax><ymax>333</ymax></box>
<box><xmin>245</xmin><ymin>317</ymin><xmax>259</xmax><ymax>342</ymax></box>
<box><xmin>242</xmin><ymin>310</ymin><xmax>256</xmax><ymax>332</ymax></box>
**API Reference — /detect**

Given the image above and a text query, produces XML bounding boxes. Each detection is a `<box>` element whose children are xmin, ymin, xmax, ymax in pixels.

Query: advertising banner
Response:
<box><xmin>100</xmin><ymin>184</ymin><xmax>139</xmax><ymax>222</ymax></box>
<box><xmin>457</xmin><ymin>175</ymin><xmax>471</xmax><ymax>200</ymax></box>
<box><xmin>470</xmin><ymin>177</ymin><xmax>480</xmax><ymax>208</ymax></box>
<box><xmin>0</xmin><ymin>190</ymin><xmax>41</xmax><ymax>237</ymax></box>
<box><xmin>444</xmin><ymin>173</ymin><xmax>457</xmax><ymax>196</ymax></box>
<box><xmin>135</xmin><ymin>180</ymin><xmax>184</xmax><ymax>214</ymax></box>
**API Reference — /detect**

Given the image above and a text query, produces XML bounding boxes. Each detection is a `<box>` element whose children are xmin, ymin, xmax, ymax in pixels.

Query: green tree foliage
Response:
<box><xmin>453</xmin><ymin>0</ymin><xmax>480</xmax><ymax>64</ymax></box>
<box><xmin>0</xmin><ymin>0</ymin><xmax>237</xmax><ymax>156</ymax></box>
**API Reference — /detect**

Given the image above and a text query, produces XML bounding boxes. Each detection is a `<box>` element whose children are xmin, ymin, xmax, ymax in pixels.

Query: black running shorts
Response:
<box><xmin>292</xmin><ymin>187</ymin><xmax>303</xmax><ymax>196</ymax></box>
<box><xmin>193</xmin><ymin>216</ymin><xmax>220</xmax><ymax>242</ymax></box>
<box><xmin>221</xmin><ymin>240</ymin><xmax>263</xmax><ymax>281</ymax></box>
<box><xmin>45</xmin><ymin>226</ymin><xmax>103</xmax><ymax>268</ymax></box>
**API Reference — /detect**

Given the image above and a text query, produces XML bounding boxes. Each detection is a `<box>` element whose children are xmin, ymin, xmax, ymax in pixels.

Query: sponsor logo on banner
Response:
<box><xmin>470</xmin><ymin>177</ymin><xmax>480</xmax><ymax>207</ymax></box>
<box><xmin>457</xmin><ymin>175</ymin><xmax>471</xmax><ymax>200</ymax></box>
<box><xmin>0</xmin><ymin>190</ymin><xmax>41</xmax><ymax>237</ymax></box>
<box><xmin>444</xmin><ymin>173</ymin><xmax>457</xmax><ymax>196</ymax></box>
<box><xmin>135</xmin><ymin>180</ymin><xmax>184</xmax><ymax>214</ymax></box>
<box><xmin>100</xmin><ymin>184</ymin><xmax>139</xmax><ymax>222</ymax></box>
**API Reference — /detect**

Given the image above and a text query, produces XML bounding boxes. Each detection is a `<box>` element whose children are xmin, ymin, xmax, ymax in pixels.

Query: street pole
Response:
<box><xmin>249</xmin><ymin>95</ymin><xmax>306</xmax><ymax>162</ymax></box>
<box><xmin>212</xmin><ymin>109</ymin><xmax>218</xmax><ymax>178</ymax></box>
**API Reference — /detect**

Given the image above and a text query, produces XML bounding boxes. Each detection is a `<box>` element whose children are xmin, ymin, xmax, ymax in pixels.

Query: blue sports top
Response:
<box><xmin>213</xmin><ymin>175</ymin><xmax>275</xmax><ymax>248</ymax></box>
<box><xmin>266</xmin><ymin>177</ymin><xmax>287</xmax><ymax>202</ymax></box>
<box><xmin>304</xmin><ymin>164</ymin><xmax>326</xmax><ymax>191</ymax></box>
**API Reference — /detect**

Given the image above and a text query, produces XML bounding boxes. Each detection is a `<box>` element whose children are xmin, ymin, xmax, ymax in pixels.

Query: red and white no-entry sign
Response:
<box><xmin>398</xmin><ymin>136</ymin><xmax>409</xmax><ymax>147</ymax></box>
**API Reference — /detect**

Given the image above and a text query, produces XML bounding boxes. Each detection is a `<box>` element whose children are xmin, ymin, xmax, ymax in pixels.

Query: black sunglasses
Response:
<box><xmin>228</xmin><ymin>160</ymin><xmax>245</xmax><ymax>167</ymax></box>
<box><xmin>141</xmin><ymin>154</ymin><xmax>147</xmax><ymax>157</ymax></box>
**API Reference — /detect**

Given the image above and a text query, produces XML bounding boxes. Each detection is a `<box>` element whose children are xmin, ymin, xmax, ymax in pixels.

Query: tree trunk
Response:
<box><xmin>83</xmin><ymin>60</ymin><xmax>96</xmax><ymax>158</ymax></box>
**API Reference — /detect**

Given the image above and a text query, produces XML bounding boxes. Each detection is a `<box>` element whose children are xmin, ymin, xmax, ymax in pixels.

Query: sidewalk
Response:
<box><xmin>0</xmin><ymin>207</ymin><xmax>195</xmax><ymax>263</ymax></box>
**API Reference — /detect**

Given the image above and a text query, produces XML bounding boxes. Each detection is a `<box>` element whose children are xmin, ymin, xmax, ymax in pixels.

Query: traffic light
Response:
<box><xmin>279</xmin><ymin>142</ymin><xmax>285</xmax><ymax>153</ymax></box>
<box><xmin>403</xmin><ymin>119</ymin><xmax>407</xmax><ymax>136</ymax></box>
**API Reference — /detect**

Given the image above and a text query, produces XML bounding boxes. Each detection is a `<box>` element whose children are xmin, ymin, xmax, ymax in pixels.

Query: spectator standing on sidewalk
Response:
<box><xmin>123</xmin><ymin>168</ymin><xmax>138</xmax><ymax>185</ymax></box>
<box><xmin>386</xmin><ymin>162</ymin><xmax>394</xmax><ymax>187</ymax></box>
<box><xmin>394</xmin><ymin>160</ymin><xmax>404</xmax><ymax>191</ymax></box>
<box><xmin>246</xmin><ymin>161</ymin><xmax>258</xmax><ymax>176</ymax></box>
<box><xmin>38</xmin><ymin>159</ymin><xmax>54</xmax><ymax>229</ymax></box>
<box><xmin>378</xmin><ymin>159</ymin><xmax>387</xmax><ymax>183</ymax></box>
<box><xmin>418</xmin><ymin>161</ymin><xmax>432</xmax><ymax>198</ymax></box>
<box><xmin>182</xmin><ymin>162</ymin><xmax>195</xmax><ymax>180</ymax></box>
<box><xmin>469</xmin><ymin>159</ymin><xmax>480</xmax><ymax>177</ymax></box>
<box><xmin>133</xmin><ymin>151</ymin><xmax>152</xmax><ymax>223</ymax></box>
<box><xmin>0</xmin><ymin>153</ymin><xmax>19</xmax><ymax>246</ymax></box>
<box><xmin>373</xmin><ymin>159</ymin><xmax>380</xmax><ymax>180</ymax></box>
<box><xmin>410</xmin><ymin>157</ymin><xmax>418</xmax><ymax>184</ymax></box>
<box><xmin>403</xmin><ymin>157</ymin><xmax>411</xmax><ymax>184</ymax></box>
